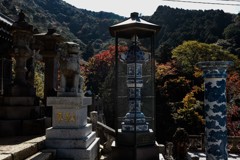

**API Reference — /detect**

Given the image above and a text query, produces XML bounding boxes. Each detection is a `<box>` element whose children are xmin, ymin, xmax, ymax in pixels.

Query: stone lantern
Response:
<box><xmin>34</xmin><ymin>28</ymin><xmax>64</xmax><ymax>99</ymax></box>
<box><xmin>109</xmin><ymin>12</ymin><xmax>160</xmax><ymax>160</ymax></box>
<box><xmin>9</xmin><ymin>10</ymin><xmax>35</xmax><ymax>96</ymax></box>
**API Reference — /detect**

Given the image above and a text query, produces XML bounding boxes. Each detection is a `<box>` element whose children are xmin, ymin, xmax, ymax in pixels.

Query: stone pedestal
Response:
<box><xmin>46</xmin><ymin>96</ymin><xmax>99</xmax><ymax>160</ymax></box>
<box><xmin>111</xmin><ymin>141</ymin><xmax>159</xmax><ymax>160</ymax></box>
<box><xmin>117</xmin><ymin>129</ymin><xmax>155</xmax><ymax>146</ymax></box>
<box><xmin>196</xmin><ymin>61</ymin><xmax>233</xmax><ymax>160</ymax></box>
<box><xmin>0</xmin><ymin>96</ymin><xmax>46</xmax><ymax>136</ymax></box>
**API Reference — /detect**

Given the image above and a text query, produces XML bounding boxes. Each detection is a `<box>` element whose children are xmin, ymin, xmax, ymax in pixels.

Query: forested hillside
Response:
<box><xmin>0</xmin><ymin>0</ymin><xmax>124</xmax><ymax>59</ymax></box>
<box><xmin>150</xmin><ymin>6</ymin><xmax>234</xmax><ymax>47</ymax></box>
<box><xmin>0</xmin><ymin>0</ymin><xmax>238</xmax><ymax>60</ymax></box>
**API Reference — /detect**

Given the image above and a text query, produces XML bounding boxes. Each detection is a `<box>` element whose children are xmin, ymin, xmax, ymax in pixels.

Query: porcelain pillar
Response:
<box><xmin>196</xmin><ymin>61</ymin><xmax>233</xmax><ymax>160</ymax></box>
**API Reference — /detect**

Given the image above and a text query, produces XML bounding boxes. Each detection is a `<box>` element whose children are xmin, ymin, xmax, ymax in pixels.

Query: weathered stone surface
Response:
<box><xmin>47</xmin><ymin>97</ymin><xmax>92</xmax><ymax>108</ymax></box>
<box><xmin>0</xmin><ymin>154</ymin><xmax>12</xmax><ymax>160</ymax></box>
<box><xmin>11</xmin><ymin>143</ymin><xmax>38</xmax><ymax>160</ymax></box>
<box><xmin>46</xmin><ymin>124</ymin><xmax>92</xmax><ymax>139</ymax></box>
<box><xmin>0</xmin><ymin>136</ymin><xmax>46</xmax><ymax>160</ymax></box>
<box><xmin>24</xmin><ymin>136</ymin><xmax>46</xmax><ymax>150</ymax></box>
<box><xmin>25</xmin><ymin>152</ymin><xmax>53</xmax><ymax>160</ymax></box>
<box><xmin>52</xmin><ymin>107</ymin><xmax>87</xmax><ymax>128</ymax></box>
<box><xmin>47</xmin><ymin>97</ymin><xmax>83</xmax><ymax>108</ymax></box>
<box><xmin>117</xmin><ymin>129</ymin><xmax>155</xmax><ymax>146</ymax></box>
<box><xmin>0</xmin><ymin>106</ymin><xmax>40</xmax><ymax>119</ymax></box>
<box><xmin>83</xmin><ymin>97</ymin><xmax>92</xmax><ymax>106</ymax></box>
<box><xmin>111</xmin><ymin>141</ymin><xmax>159</xmax><ymax>160</ymax></box>
<box><xmin>56</xmin><ymin>138</ymin><xmax>100</xmax><ymax>160</ymax></box>
<box><xmin>46</xmin><ymin>132</ymin><xmax>96</xmax><ymax>149</ymax></box>
<box><xmin>0</xmin><ymin>120</ymin><xmax>21</xmax><ymax>136</ymax></box>
<box><xmin>21</xmin><ymin>118</ymin><xmax>46</xmax><ymax>135</ymax></box>
<box><xmin>3</xmin><ymin>97</ymin><xmax>37</xmax><ymax>106</ymax></box>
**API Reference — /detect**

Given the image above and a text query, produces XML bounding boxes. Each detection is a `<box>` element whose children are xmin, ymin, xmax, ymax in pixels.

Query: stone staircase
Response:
<box><xmin>25</xmin><ymin>150</ymin><xmax>55</xmax><ymax>160</ymax></box>
<box><xmin>0</xmin><ymin>136</ymin><xmax>55</xmax><ymax>160</ymax></box>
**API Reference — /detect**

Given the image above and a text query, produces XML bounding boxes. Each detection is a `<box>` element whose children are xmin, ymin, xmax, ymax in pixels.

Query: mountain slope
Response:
<box><xmin>150</xmin><ymin>6</ymin><xmax>234</xmax><ymax>48</ymax></box>
<box><xmin>0</xmin><ymin>0</ymin><xmax>124</xmax><ymax>52</ymax></box>
<box><xmin>0</xmin><ymin>1</ymin><xmax>237</xmax><ymax>59</ymax></box>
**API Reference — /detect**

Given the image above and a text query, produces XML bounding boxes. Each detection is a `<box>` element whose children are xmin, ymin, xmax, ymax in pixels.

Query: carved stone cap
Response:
<box><xmin>196</xmin><ymin>61</ymin><xmax>233</xmax><ymax>78</ymax></box>
<box><xmin>12</xmin><ymin>10</ymin><xmax>33</xmax><ymax>32</ymax></box>
<box><xmin>64</xmin><ymin>42</ymin><xmax>80</xmax><ymax>54</ymax></box>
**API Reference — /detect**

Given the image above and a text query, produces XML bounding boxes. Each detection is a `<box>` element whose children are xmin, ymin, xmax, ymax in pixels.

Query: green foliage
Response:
<box><xmin>150</xmin><ymin>6</ymin><xmax>233</xmax><ymax>47</ymax></box>
<box><xmin>220</xmin><ymin>14</ymin><xmax>240</xmax><ymax>56</ymax></box>
<box><xmin>156</xmin><ymin>44</ymin><xmax>173</xmax><ymax>63</ymax></box>
<box><xmin>162</xmin><ymin>76</ymin><xmax>191</xmax><ymax>102</ymax></box>
<box><xmin>82</xmin><ymin>43</ymin><xmax>94</xmax><ymax>61</ymax></box>
<box><xmin>172</xmin><ymin>86</ymin><xmax>204</xmax><ymax>134</ymax></box>
<box><xmin>34</xmin><ymin>61</ymin><xmax>44</xmax><ymax>99</ymax></box>
<box><xmin>172</xmin><ymin>40</ymin><xmax>238</xmax><ymax>75</ymax></box>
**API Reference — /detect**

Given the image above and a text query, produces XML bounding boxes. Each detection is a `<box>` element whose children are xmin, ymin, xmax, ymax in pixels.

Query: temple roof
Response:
<box><xmin>0</xmin><ymin>12</ymin><xmax>13</xmax><ymax>42</ymax></box>
<box><xmin>109</xmin><ymin>12</ymin><xmax>160</xmax><ymax>39</ymax></box>
<box><xmin>0</xmin><ymin>12</ymin><xmax>13</xmax><ymax>26</ymax></box>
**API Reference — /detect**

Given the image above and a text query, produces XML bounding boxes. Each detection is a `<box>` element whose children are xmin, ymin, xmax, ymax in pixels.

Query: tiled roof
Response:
<box><xmin>0</xmin><ymin>12</ymin><xmax>13</xmax><ymax>26</ymax></box>
<box><xmin>0</xmin><ymin>12</ymin><xmax>13</xmax><ymax>41</ymax></box>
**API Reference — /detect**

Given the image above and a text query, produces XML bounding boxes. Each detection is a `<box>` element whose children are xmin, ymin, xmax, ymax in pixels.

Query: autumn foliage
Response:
<box><xmin>83</xmin><ymin>45</ymin><xmax>128</xmax><ymax>95</ymax></box>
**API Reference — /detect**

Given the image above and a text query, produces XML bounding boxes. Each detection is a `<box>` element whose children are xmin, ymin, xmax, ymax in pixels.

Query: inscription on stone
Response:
<box><xmin>56</xmin><ymin>112</ymin><xmax>76</xmax><ymax>122</ymax></box>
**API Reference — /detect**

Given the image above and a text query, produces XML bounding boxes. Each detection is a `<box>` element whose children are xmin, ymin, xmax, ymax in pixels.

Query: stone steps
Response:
<box><xmin>25</xmin><ymin>151</ymin><xmax>53</xmax><ymax>160</ymax></box>
<box><xmin>25</xmin><ymin>150</ymin><xmax>56</xmax><ymax>160</ymax></box>
<box><xmin>0</xmin><ymin>136</ymin><xmax>45</xmax><ymax>160</ymax></box>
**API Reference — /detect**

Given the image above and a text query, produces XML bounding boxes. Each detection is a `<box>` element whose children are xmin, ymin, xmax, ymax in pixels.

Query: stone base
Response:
<box><xmin>0</xmin><ymin>118</ymin><xmax>46</xmax><ymax>136</ymax></box>
<box><xmin>57</xmin><ymin>92</ymin><xmax>82</xmax><ymax>97</ymax></box>
<box><xmin>2</xmin><ymin>96</ymin><xmax>38</xmax><ymax>106</ymax></box>
<box><xmin>46</xmin><ymin>124</ymin><xmax>93</xmax><ymax>139</ymax></box>
<box><xmin>0</xmin><ymin>96</ymin><xmax>46</xmax><ymax>137</ymax></box>
<box><xmin>55</xmin><ymin>138</ymin><xmax>100</xmax><ymax>160</ymax></box>
<box><xmin>111</xmin><ymin>141</ymin><xmax>159</xmax><ymax>160</ymax></box>
<box><xmin>6</xmin><ymin>85</ymin><xmax>36</xmax><ymax>97</ymax></box>
<box><xmin>117</xmin><ymin>129</ymin><xmax>155</xmax><ymax>146</ymax></box>
<box><xmin>46</xmin><ymin>132</ymin><xmax>96</xmax><ymax>149</ymax></box>
<box><xmin>0</xmin><ymin>106</ymin><xmax>40</xmax><ymax>119</ymax></box>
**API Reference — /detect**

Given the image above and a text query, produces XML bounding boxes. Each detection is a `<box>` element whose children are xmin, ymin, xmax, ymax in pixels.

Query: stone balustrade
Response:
<box><xmin>88</xmin><ymin>111</ymin><xmax>240</xmax><ymax>158</ymax></box>
<box><xmin>88</xmin><ymin>111</ymin><xmax>115</xmax><ymax>154</ymax></box>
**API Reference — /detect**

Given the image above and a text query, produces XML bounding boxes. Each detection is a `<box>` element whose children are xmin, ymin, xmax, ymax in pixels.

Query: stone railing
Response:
<box><xmin>189</xmin><ymin>134</ymin><xmax>240</xmax><ymax>153</ymax></box>
<box><xmin>88</xmin><ymin>111</ymin><xmax>116</xmax><ymax>154</ymax></box>
<box><xmin>88</xmin><ymin>112</ymin><xmax>240</xmax><ymax>155</ymax></box>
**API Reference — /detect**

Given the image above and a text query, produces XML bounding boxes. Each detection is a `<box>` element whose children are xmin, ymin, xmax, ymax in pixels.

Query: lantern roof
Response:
<box><xmin>109</xmin><ymin>12</ymin><xmax>160</xmax><ymax>39</ymax></box>
<box><xmin>34</xmin><ymin>29</ymin><xmax>64</xmax><ymax>42</ymax></box>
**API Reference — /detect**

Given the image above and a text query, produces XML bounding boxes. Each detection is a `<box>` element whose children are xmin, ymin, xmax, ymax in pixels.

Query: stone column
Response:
<box><xmin>196</xmin><ymin>61</ymin><xmax>233</xmax><ymax>160</ymax></box>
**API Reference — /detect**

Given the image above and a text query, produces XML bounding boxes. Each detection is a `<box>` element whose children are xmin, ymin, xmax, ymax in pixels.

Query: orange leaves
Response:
<box><xmin>156</xmin><ymin>60</ymin><xmax>177</xmax><ymax>80</ymax></box>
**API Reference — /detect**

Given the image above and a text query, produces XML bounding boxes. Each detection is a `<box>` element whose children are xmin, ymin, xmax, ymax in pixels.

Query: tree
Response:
<box><xmin>83</xmin><ymin>45</ymin><xmax>128</xmax><ymax>95</ymax></box>
<box><xmin>172</xmin><ymin>86</ymin><xmax>204</xmax><ymax>134</ymax></box>
<box><xmin>226</xmin><ymin>72</ymin><xmax>240</xmax><ymax>136</ymax></box>
<box><xmin>83</xmin><ymin>48</ymin><xmax>114</xmax><ymax>95</ymax></box>
<box><xmin>83</xmin><ymin>45</ymin><xmax>128</xmax><ymax>126</ymax></box>
<box><xmin>172</xmin><ymin>40</ymin><xmax>238</xmax><ymax>75</ymax></box>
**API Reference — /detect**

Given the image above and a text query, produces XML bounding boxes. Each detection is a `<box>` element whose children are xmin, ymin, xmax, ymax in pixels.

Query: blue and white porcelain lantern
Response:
<box><xmin>120</xmin><ymin>36</ymin><xmax>150</xmax><ymax>132</ymax></box>
<box><xmin>109</xmin><ymin>12</ymin><xmax>160</xmax><ymax>146</ymax></box>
